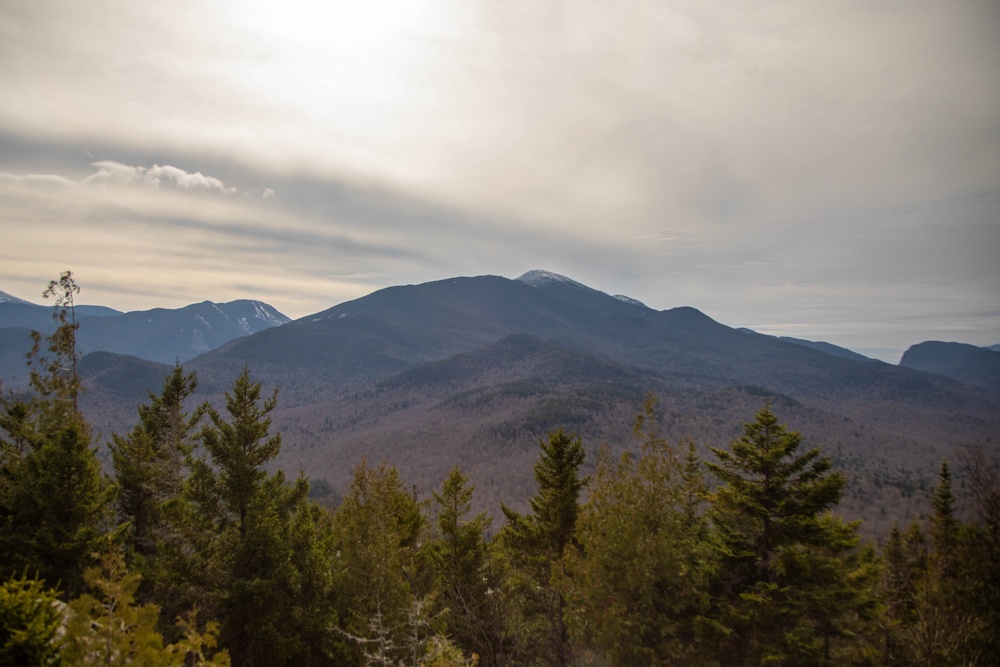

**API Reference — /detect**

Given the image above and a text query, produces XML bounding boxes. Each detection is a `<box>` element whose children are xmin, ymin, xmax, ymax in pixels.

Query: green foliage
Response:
<box><xmin>706</xmin><ymin>404</ymin><xmax>878</xmax><ymax>666</ymax></box>
<box><xmin>166</xmin><ymin>610</ymin><xmax>231</xmax><ymax>667</ymax></box>
<box><xmin>499</xmin><ymin>428</ymin><xmax>586</xmax><ymax>667</ymax></box>
<box><xmin>428</xmin><ymin>468</ymin><xmax>496</xmax><ymax>662</ymax></box>
<box><xmin>332</xmin><ymin>459</ymin><xmax>428</xmax><ymax>666</ymax></box>
<box><xmin>559</xmin><ymin>397</ymin><xmax>714</xmax><ymax>666</ymax></box>
<box><xmin>0</xmin><ymin>272</ymin><xmax>111</xmax><ymax>597</ymax></box>
<box><xmin>0</xmin><ymin>420</ymin><xmax>110</xmax><ymax>597</ymax></box>
<box><xmin>27</xmin><ymin>271</ymin><xmax>83</xmax><ymax>425</ymax></box>
<box><xmin>199</xmin><ymin>366</ymin><xmax>282</xmax><ymax>537</ymax></box>
<box><xmin>187</xmin><ymin>367</ymin><xmax>336</xmax><ymax>666</ymax></box>
<box><xmin>879</xmin><ymin>459</ymin><xmax>997</xmax><ymax>666</ymax></box>
<box><xmin>63</xmin><ymin>546</ymin><xmax>171</xmax><ymax>665</ymax></box>
<box><xmin>0</xmin><ymin>574</ymin><xmax>63</xmax><ymax>666</ymax></box>
<box><xmin>111</xmin><ymin>364</ymin><xmax>200</xmax><ymax>611</ymax></box>
<box><xmin>61</xmin><ymin>545</ymin><xmax>230</xmax><ymax>667</ymax></box>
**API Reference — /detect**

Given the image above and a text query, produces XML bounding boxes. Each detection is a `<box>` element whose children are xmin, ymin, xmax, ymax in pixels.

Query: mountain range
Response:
<box><xmin>0</xmin><ymin>292</ymin><xmax>289</xmax><ymax>387</ymax></box>
<box><xmin>2</xmin><ymin>273</ymin><xmax>998</xmax><ymax>533</ymax></box>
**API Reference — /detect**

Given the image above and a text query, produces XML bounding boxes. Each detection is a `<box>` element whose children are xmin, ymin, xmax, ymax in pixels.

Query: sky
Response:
<box><xmin>1</xmin><ymin>0</ymin><xmax>998</xmax><ymax>363</ymax></box>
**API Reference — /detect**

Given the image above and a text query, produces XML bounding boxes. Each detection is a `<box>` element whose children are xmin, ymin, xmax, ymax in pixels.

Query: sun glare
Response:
<box><xmin>241</xmin><ymin>0</ymin><xmax>438</xmax><ymax>52</ymax></box>
<box><xmin>229</xmin><ymin>0</ymin><xmax>457</xmax><ymax>172</ymax></box>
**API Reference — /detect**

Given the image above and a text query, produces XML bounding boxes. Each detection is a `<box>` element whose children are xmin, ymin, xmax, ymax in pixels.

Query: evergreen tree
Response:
<box><xmin>706</xmin><ymin>404</ymin><xmax>878</xmax><ymax>666</ymax></box>
<box><xmin>558</xmin><ymin>397</ymin><xmax>714</xmax><ymax>666</ymax></box>
<box><xmin>0</xmin><ymin>272</ymin><xmax>110</xmax><ymax>595</ymax></box>
<box><xmin>62</xmin><ymin>544</ymin><xmax>230</xmax><ymax>667</ymax></box>
<box><xmin>27</xmin><ymin>271</ymin><xmax>83</xmax><ymax>423</ymax></box>
<box><xmin>929</xmin><ymin>460</ymin><xmax>958</xmax><ymax>577</ymax></box>
<box><xmin>911</xmin><ymin>462</ymin><xmax>986</xmax><ymax>666</ymax></box>
<box><xmin>960</xmin><ymin>447</ymin><xmax>1000</xmax><ymax>664</ymax></box>
<box><xmin>331</xmin><ymin>459</ymin><xmax>428</xmax><ymax>666</ymax></box>
<box><xmin>429</xmin><ymin>468</ymin><xmax>495</xmax><ymax>663</ymax></box>
<box><xmin>184</xmin><ymin>367</ymin><xmax>336</xmax><ymax>666</ymax></box>
<box><xmin>199</xmin><ymin>367</ymin><xmax>281</xmax><ymax>540</ymax></box>
<box><xmin>499</xmin><ymin>428</ymin><xmax>586</xmax><ymax>667</ymax></box>
<box><xmin>1</xmin><ymin>420</ymin><xmax>110</xmax><ymax>597</ymax></box>
<box><xmin>0</xmin><ymin>574</ymin><xmax>63</xmax><ymax>666</ymax></box>
<box><xmin>111</xmin><ymin>364</ymin><xmax>200</xmax><ymax>606</ymax></box>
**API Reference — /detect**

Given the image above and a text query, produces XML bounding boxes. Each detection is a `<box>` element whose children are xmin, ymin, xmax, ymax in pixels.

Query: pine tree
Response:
<box><xmin>183</xmin><ymin>367</ymin><xmax>336</xmax><ymax>666</ymax></box>
<box><xmin>429</xmin><ymin>467</ymin><xmax>494</xmax><ymax>662</ymax></box>
<box><xmin>904</xmin><ymin>461</ymin><xmax>987</xmax><ymax>666</ymax></box>
<box><xmin>960</xmin><ymin>447</ymin><xmax>1000</xmax><ymax>664</ymax></box>
<box><xmin>0</xmin><ymin>574</ymin><xmax>64</xmax><ymax>666</ymax></box>
<box><xmin>111</xmin><ymin>364</ymin><xmax>200</xmax><ymax>610</ymax></box>
<box><xmin>62</xmin><ymin>543</ymin><xmax>230</xmax><ymax>666</ymax></box>
<box><xmin>559</xmin><ymin>396</ymin><xmax>714</xmax><ymax>665</ymax></box>
<box><xmin>499</xmin><ymin>428</ymin><xmax>586</xmax><ymax>667</ymax></box>
<box><xmin>706</xmin><ymin>404</ymin><xmax>877</xmax><ymax>666</ymax></box>
<box><xmin>331</xmin><ymin>459</ymin><xmax>428</xmax><ymax>667</ymax></box>
<box><xmin>1</xmin><ymin>419</ymin><xmax>110</xmax><ymax>596</ymax></box>
<box><xmin>112</xmin><ymin>365</ymin><xmax>199</xmax><ymax>555</ymax></box>
<box><xmin>0</xmin><ymin>273</ymin><xmax>111</xmax><ymax>596</ymax></box>
<box><xmin>199</xmin><ymin>367</ymin><xmax>281</xmax><ymax>540</ymax></box>
<box><xmin>929</xmin><ymin>460</ymin><xmax>958</xmax><ymax>578</ymax></box>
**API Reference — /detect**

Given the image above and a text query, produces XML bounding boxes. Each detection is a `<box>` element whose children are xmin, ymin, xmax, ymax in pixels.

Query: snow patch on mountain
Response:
<box><xmin>613</xmin><ymin>294</ymin><xmax>646</xmax><ymax>307</ymax></box>
<box><xmin>251</xmin><ymin>301</ymin><xmax>289</xmax><ymax>327</ymax></box>
<box><xmin>516</xmin><ymin>270</ymin><xmax>589</xmax><ymax>290</ymax></box>
<box><xmin>0</xmin><ymin>290</ymin><xmax>31</xmax><ymax>305</ymax></box>
<box><xmin>191</xmin><ymin>329</ymin><xmax>209</xmax><ymax>352</ymax></box>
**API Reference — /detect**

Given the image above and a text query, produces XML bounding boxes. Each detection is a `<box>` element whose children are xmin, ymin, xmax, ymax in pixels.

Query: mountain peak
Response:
<box><xmin>0</xmin><ymin>290</ymin><xmax>31</xmax><ymax>305</ymax></box>
<box><xmin>516</xmin><ymin>270</ymin><xmax>590</xmax><ymax>290</ymax></box>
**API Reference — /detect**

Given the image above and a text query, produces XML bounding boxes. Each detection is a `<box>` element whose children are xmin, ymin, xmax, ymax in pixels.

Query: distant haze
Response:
<box><xmin>2</xmin><ymin>0</ymin><xmax>998</xmax><ymax>363</ymax></box>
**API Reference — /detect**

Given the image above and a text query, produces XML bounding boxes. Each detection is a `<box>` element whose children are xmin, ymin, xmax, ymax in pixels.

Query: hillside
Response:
<box><xmin>900</xmin><ymin>340</ymin><xmax>1000</xmax><ymax>394</ymax></box>
<box><xmin>65</xmin><ymin>271</ymin><xmax>998</xmax><ymax>534</ymax></box>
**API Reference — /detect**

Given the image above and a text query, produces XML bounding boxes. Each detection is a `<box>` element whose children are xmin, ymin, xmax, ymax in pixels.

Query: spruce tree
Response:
<box><xmin>331</xmin><ymin>459</ymin><xmax>428</xmax><ymax>666</ymax></box>
<box><xmin>111</xmin><ymin>364</ymin><xmax>199</xmax><ymax>596</ymax></box>
<box><xmin>706</xmin><ymin>404</ymin><xmax>877</xmax><ymax>666</ymax></box>
<box><xmin>0</xmin><ymin>272</ymin><xmax>109</xmax><ymax>595</ymax></box>
<box><xmin>2</xmin><ymin>420</ymin><xmax>110</xmax><ymax>596</ymax></box>
<box><xmin>558</xmin><ymin>401</ymin><xmax>714</xmax><ymax>665</ymax></box>
<box><xmin>0</xmin><ymin>574</ymin><xmax>64</xmax><ymax>666</ymax></box>
<box><xmin>499</xmin><ymin>428</ymin><xmax>586</xmax><ymax>667</ymax></box>
<box><xmin>429</xmin><ymin>467</ymin><xmax>494</xmax><ymax>661</ymax></box>
<box><xmin>186</xmin><ymin>367</ymin><xmax>335</xmax><ymax>666</ymax></box>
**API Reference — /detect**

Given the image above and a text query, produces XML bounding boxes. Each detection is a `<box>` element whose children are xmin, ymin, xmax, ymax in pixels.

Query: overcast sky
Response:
<box><xmin>2</xmin><ymin>0</ymin><xmax>998</xmax><ymax>362</ymax></box>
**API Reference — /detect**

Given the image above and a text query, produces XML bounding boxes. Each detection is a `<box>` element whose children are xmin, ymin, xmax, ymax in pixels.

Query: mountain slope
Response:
<box><xmin>900</xmin><ymin>341</ymin><xmax>1000</xmax><ymax>394</ymax></box>
<box><xmin>0</xmin><ymin>298</ymin><xmax>289</xmax><ymax>389</ymax></box>
<box><xmin>20</xmin><ymin>270</ymin><xmax>997</xmax><ymax>535</ymax></box>
<box><xmin>193</xmin><ymin>273</ymin><xmax>996</xmax><ymax>415</ymax></box>
<box><xmin>777</xmin><ymin>336</ymin><xmax>875</xmax><ymax>363</ymax></box>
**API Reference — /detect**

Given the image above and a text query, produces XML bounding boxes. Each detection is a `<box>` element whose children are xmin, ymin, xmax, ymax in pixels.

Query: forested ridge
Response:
<box><xmin>2</xmin><ymin>274</ymin><xmax>999</xmax><ymax>666</ymax></box>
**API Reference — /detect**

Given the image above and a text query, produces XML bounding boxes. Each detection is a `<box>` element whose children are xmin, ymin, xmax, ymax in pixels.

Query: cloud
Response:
<box><xmin>0</xmin><ymin>0</ymin><xmax>997</xmax><ymax>362</ymax></box>
<box><xmin>0</xmin><ymin>172</ymin><xmax>76</xmax><ymax>188</ymax></box>
<box><xmin>81</xmin><ymin>160</ymin><xmax>239</xmax><ymax>194</ymax></box>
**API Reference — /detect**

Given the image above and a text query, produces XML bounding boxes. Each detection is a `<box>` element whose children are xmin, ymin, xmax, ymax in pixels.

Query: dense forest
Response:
<box><xmin>2</xmin><ymin>274</ymin><xmax>998</xmax><ymax>666</ymax></box>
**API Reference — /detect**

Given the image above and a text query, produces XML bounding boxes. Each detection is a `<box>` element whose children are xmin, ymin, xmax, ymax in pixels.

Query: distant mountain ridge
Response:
<box><xmin>900</xmin><ymin>341</ymin><xmax>1000</xmax><ymax>394</ymax></box>
<box><xmin>777</xmin><ymin>336</ymin><xmax>876</xmax><ymax>363</ymax></box>
<box><xmin>0</xmin><ymin>296</ymin><xmax>290</xmax><ymax>387</ymax></box>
